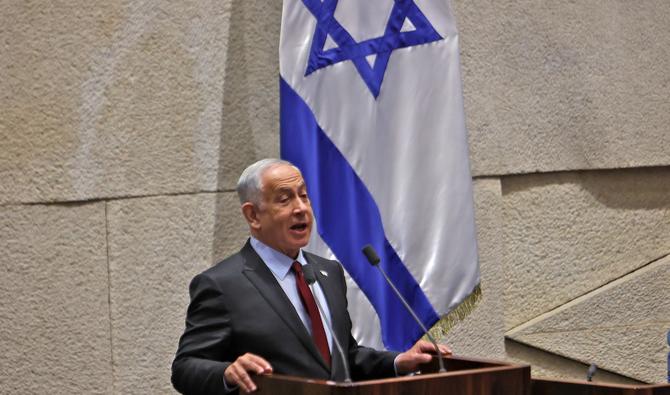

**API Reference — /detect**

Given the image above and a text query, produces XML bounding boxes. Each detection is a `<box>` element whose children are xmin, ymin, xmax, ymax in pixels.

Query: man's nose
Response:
<box><xmin>292</xmin><ymin>197</ymin><xmax>308</xmax><ymax>212</ymax></box>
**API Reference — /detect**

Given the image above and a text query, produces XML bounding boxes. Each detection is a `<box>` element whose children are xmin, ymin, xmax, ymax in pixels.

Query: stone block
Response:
<box><xmin>452</xmin><ymin>0</ymin><xmax>670</xmax><ymax>175</ymax></box>
<box><xmin>107</xmin><ymin>192</ymin><xmax>248</xmax><ymax>394</ymax></box>
<box><xmin>444</xmin><ymin>178</ymin><xmax>505</xmax><ymax>358</ymax></box>
<box><xmin>502</xmin><ymin>168</ymin><xmax>670</xmax><ymax>330</ymax></box>
<box><xmin>508</xmin><ymin>254</ymin><xmax>670</xmax><ymax>383</ymax></box>
<box><xmin>0</xmin><ymin>1</ymin><xmax>232</xmax><ymax>204</ymax></box>
<box><xmin>0</xmin><ymin>203</ymin><xmax>111</xmax><ymax>394</ymax></box>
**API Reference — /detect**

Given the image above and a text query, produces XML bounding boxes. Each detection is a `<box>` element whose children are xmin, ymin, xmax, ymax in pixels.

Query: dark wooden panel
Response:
<box><xmin>255</xmin><ymin>356</ymin><xmax>531</xmax><ymax>395</ymax></box>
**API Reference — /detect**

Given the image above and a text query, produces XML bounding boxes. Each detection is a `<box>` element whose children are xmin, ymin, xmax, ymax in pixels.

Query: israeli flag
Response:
<box><xmin>280</xmin><ymin>0</ymin><xmax>479</xmax><ymax>351</ymax></box>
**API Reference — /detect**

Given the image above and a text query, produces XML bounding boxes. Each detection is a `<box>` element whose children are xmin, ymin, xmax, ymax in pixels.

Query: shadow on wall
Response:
<box><xmin>212</xmin><ymin>0</ymin><xmax>283</xmax><ymax>263</ymax></box>
<box><xmin>501</xmin><ymin>166</ymin><xmax>670</xmax><ymax>210</ymax></box>
<box><xmin>216</xmin><ymin>0</ymin><xmax>282</xmax><ymax>191</ymax></box>
<box><xmin>504</xmin><ymin>338</ymin><xmax>643</xmax><ymax>385</ymax></box>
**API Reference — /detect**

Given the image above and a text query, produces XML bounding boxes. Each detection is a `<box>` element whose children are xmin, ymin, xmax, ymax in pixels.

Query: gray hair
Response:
<box><xmin>236</xmin><ymin>158</ymin><xmax>297</xmax><ymax>205</ymax></box>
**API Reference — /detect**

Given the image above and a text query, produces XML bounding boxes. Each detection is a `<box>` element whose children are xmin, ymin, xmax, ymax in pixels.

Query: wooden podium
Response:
<box><xmin>532</xmin><ymin>377</ymin><xmax>670</xmax><ymax>395</ymax></box>
<box><xmin>254</xmin><ymin>355</ymin><xmax>530</xmax><ymax>395</ymax></box>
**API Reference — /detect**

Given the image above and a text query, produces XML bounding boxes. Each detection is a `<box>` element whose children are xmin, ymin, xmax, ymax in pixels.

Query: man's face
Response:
<box><xmin>246</xmin><ymin>164</ymin><xmax>313</xmax><ymax>258</ymax></box>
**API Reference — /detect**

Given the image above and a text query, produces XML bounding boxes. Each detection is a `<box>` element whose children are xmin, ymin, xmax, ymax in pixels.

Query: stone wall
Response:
<box><xmin>451</xmin><ymin>0</ymin><xmax>670</xmax><ymax>384</ymax></box>
<box><xmin>1</xmin><ymin>0</ymin><xmax>668</xmax><ymax>392</ymax></box>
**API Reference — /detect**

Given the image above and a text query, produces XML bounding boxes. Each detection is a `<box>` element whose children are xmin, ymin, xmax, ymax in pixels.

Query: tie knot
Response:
<box><xmin>291</xmin><ymin>261</ymin><xmax>303</xmax><ymax>275</ymax></box>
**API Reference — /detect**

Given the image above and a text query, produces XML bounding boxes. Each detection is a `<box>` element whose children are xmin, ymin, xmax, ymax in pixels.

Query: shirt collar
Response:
<box><xmin>250</xmin><ymin>237</ymin><xmax>308</xmax><ymax>280</ymax></box>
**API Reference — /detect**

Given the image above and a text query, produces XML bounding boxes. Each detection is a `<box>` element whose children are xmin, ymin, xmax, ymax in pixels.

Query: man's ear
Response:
<box><xmin>241</xmin><ymin>202</ymin><xmax>261</xmax><ymax>230</ymax></box>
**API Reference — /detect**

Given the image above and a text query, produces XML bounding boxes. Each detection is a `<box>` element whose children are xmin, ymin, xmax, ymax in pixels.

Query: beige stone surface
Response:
<box><xmin>508</xmin><ymin>255</ymin><xmax>670</xmax><ymax>383</ymax></box>
<box><xmin>453</xmin><ymin>0</ymin><xmax>670</xmax><ymax>176</ymax></box>
<box><xmin>0</xmin><ymin>203</ymin><xmax>111</xmax><ymax>394</ymax></box>
<box><xmin>4</xmin><ymin>0</ymin><xmax>670</xmax><ymax>391</ymax></box>
<box><xmin>219</xmin><ymin>0</ymin><xmax>282</xmax><ymax>189</ymax></box>
<box><xmin>107</xmin><ymin>192</ymin><xmax>247</xmax><ymax>394</ymax></box>
<box><xmin>505</xmin><ymin>340</ymin><xmax>641</xmax><ymax>384</ymax></box>
<box><xmin>443</xmin><ymin>178</ymin><xmax>505</xmax><ymax>359</ymax></box>
<box><xmin>0</xmin><ymin>1</ymin><xmax>233</xmax><ymax>205</ymax></box>
<box><xmin>502</xmin><ymin>168</ymin><xmax>670</xmax><ymax>330</ymax></box>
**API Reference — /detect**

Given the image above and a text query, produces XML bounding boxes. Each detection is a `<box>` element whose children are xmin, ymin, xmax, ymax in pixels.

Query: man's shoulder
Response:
<box><xmin>206</xmin><ymin>252</ymin><xmax>244</xmax><ymax>274</ymax></box>
<box><xmin>198</xmin><ymin>242</ymin><xmax>254</xmax><ymax>280</ymax></box>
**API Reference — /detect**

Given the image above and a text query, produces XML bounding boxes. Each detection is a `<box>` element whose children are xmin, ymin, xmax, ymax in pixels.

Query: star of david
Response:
<box><xmin>302</xmin><ymin>0</ymin><xmax>443</xmax><ymax>98</ymax></box>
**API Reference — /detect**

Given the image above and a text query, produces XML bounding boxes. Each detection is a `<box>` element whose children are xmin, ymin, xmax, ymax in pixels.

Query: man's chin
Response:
<box><xmin>288</xmin><ymin>228</ymin><xmax>311</xmax><ymax>242</ymax></box>
<box><xmin>292</xmin><ymin>237</ymin><xmax>310</xmax><ymax>249</ymax></box>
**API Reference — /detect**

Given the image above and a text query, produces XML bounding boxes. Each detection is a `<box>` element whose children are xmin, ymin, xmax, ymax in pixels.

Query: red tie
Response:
<box><xmin>291</xmin><ymin>261</ymin><xmax>331</xmax><ymax>366</ymax></box>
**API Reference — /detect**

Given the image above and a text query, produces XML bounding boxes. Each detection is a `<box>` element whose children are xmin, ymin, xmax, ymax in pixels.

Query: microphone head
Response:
<box><xmin>586</xmin><ymin>363</ymin><xmax>597</xmax><ymax>381</ymax></box>
<box><xmin>302</xmin><ymin>264</ymin><xmax>317</xmax><ymax>285</ymax></box>
<box><xmin>362</xmin><ymin>245</ymin><xmax>380</xmax><ymax>265</ymax></box>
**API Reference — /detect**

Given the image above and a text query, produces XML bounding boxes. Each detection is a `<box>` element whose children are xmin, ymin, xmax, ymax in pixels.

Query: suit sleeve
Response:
<box><xmin>332</xmin><ymin>262</ymin><xmax>400</xmax><ymax>380</ymax></box>
<box><xmin>171</xmin><ymin>273</ymin><xmax>234</xmax><ymax>395</ymax></box>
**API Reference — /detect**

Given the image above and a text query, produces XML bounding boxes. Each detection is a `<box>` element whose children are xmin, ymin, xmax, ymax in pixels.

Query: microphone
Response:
<box><xmin>361</xmin><ymin>245</ymin><xmax>447</xmax><ymax>373</ymax></box>
<box><xmin>302</xmin><ymin>264</ymin><xmax>352</xmax><ymax>383</ymax></box>
<box><xmin>586</xmin><ymin>363</ymin><xmax>597</xmax><ymax>382</ymax></box>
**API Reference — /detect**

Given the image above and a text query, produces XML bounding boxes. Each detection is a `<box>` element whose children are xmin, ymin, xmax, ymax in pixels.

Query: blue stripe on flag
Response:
<box><xmin>280</xmin><ymin>77</ymin><xmax>439</xmax><ymax>351</ymax></box>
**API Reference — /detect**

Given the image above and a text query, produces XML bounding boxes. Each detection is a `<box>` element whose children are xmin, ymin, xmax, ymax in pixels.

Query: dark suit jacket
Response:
<box><xmin>172</xmin><ymin>240</ymin><xmax>398</xmax><ymax>394</ymax></box>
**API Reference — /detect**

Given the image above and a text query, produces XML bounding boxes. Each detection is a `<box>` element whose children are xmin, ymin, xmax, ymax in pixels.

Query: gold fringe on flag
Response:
<box><xmin>425</xmin><ymin>284</ymin><xmax>482</xmax><ymax>341</ymax></box>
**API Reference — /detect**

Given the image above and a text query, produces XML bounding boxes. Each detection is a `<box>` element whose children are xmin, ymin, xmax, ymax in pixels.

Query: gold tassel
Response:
<box><xmin>424</xmin><ymin>284</ymin><xmax>482</xmax><ymax>341</ymax></box>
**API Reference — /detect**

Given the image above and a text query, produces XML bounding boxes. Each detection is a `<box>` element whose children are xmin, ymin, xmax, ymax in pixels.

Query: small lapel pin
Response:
<box><xmin>319</xmin><ymin>270</ymin><xmax>328</xmax><ymax>277</ymax></box>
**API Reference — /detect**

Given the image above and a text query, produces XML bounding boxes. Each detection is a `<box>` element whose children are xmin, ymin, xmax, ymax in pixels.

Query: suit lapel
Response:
<box><xmin>310</xmin><ymin>261</ymin><xmax>347</xmax><ymax>341</ymax></box>
<box><xmin>240</xmin><ymin>241</ymin><xmax>330</xmax><ymax>372</ymax></box>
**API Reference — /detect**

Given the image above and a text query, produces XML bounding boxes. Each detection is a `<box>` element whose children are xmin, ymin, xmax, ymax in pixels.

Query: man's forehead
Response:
<box><xmin>261</xmin><ymin>164</ymin><xmax>306</xmax><ymax>190</ymax></box>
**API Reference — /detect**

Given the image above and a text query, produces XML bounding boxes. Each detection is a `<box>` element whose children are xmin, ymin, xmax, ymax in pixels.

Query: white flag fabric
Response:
<box><xmin>279</xmin><ymin>0</ymin><xmax>479</xmax><ymax>351</ymax></box>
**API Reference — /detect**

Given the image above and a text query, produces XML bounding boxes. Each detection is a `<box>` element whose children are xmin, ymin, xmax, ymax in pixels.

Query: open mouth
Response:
<box><xmin>290</xmin><ymin>223</ymin><xmax>308</xmax><ymax>232</ymax></box>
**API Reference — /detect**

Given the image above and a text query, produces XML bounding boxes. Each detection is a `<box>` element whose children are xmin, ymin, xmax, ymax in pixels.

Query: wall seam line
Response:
<box><xmin>104</xmin><ymin>201</ymin><xmax>116</xmax><ymax>394</ymax></box>
<box><xmin>0</xmin><ymin>189</ymin><xmax>237</xmax><ymax>207</ymax></box>
<box><xmin>505</xmin><ymin>252</ymin><xmax>670</xmax><ymax>336</ymax></box>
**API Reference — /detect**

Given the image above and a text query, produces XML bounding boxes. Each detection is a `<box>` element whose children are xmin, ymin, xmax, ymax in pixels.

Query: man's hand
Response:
<box><xmin>224</xmin><ymin>353</ymin><xmax>273</xmax><ymax>393</ymax></box>
<box><xmin>394</xmin><ymin>340</ymin><xmax>452</xmax><ymax>375</ymax></box>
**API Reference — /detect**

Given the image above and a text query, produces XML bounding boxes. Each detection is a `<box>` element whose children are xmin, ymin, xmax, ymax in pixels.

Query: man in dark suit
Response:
<box><xmin>172</xmin><ymin>159</ymin><xmax>450</xmax><ymax>394</ymax></box>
